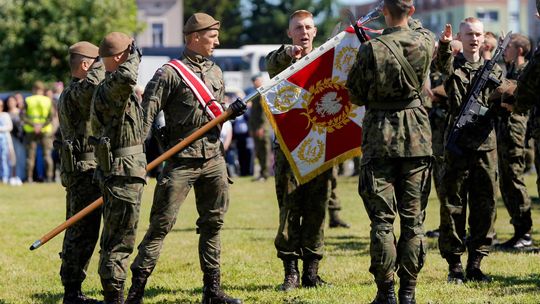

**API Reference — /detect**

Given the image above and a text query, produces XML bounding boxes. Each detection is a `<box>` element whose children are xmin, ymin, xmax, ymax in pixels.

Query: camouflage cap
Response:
<box><xmin>183</xmin><ymin>13</ymin><xmax>220</xmax><ymax>34</ymax></box>
<box><xmin>69</xmin><ymin>41</ymin><xmax>99</xmax><ymax>58</ymax></box>
<box><xmin>99</xmin><ymin>32</ymin><xmax>132</xmax><ymax>57</ymax></box>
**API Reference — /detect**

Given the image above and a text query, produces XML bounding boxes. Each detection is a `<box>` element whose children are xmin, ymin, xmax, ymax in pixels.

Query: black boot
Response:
<box><xmin>329</xmin><ymin>210</ymin><xmax>351</xmax><ymax>228</ymax></box>
<box><xmin>63</xmin><ymin>282</ymin><xmax>102</xmax><ymax>304</ymax></box>
<box><xmin>279</xmin><ymin>259</ymin><xmax>299</xmax><ymax>291</ymax></box>
<box><xmin>398</xmin><ymin>280</ymin><xmax>416</xmax><ymax>304</ymax></box>
<box><xmin>370</xmin><ymin>280</ymin><xmax>397</xmax><ymax>304</ymax></box>
<box><xmin>496</xmin><ymin>228</ymin><xmax>533</xmax><ymax>250</ymax></box>
<box><xmin>301</xmin><ymin>258</ymin><xmax>327</xmax><ymax>288</ymax></box>
<box><xmin>125</xmin><ymin>271</ymin><xmax>150</xmax><ymax>304</ymax></box>
<box><xmin>446</xmin><ymin>256</ymin><xmax>466</xmax><ymax>284</ymax></box>
<box><xmin>202</xmin><ymin>269</ymin><xmax>242</xmax><ymax>304</ymax></box>
<box><xmin>466</xmin><ymin>253</ymin><xmax>491</xmax><ymax>283</ymax></box>
<box><xmin>102</xmin><ymin>280</ymin><xmax>124</xmax><ymax>304</ymax></box>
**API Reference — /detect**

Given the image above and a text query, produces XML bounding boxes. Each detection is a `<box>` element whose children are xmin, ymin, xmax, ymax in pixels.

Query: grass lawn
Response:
<box><xmin>0</xmin><ymin>174</ymin><xmax>539</xmax><ymax>303</ymax></box>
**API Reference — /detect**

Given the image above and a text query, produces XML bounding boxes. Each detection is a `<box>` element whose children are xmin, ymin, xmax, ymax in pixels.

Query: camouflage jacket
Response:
<box><xmin>346</xmin><ymin>21</ymin><xmax>435</xmax><ymax>159</ymax></box>
<box><xmin>247</xmin><ymin>94</ymin><xmax>270</xmax><ymax>133</ymax></box>
<box><xmin>142</xmin><ymin>48</ymin><xmax>225</xmax><ymax>159</ymax></box>
<box><xmin>57</xmin><ymin>61</ymin><xmax>105</xmax><ymax>172</ymax></box>
<box><xmin>436</xmin><ymin>41</ymin><xmax>503</xmax><ymax>151</ymax></box>
<box><xmin>91</xmin><ymin>52</ymin><xmax>146</xmax><ymax>178</ymax></box>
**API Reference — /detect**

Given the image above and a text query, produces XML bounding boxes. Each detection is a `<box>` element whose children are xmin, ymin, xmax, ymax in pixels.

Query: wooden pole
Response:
<box><xmin>30</xmin><ymin>108</ymin><xmax>234</xmax><ymax>250</ymax></box>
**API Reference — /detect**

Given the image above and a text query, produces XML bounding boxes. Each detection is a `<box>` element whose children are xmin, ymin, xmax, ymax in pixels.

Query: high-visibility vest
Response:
<box><xmin>23</xmin><ymin>95</ymin><xmax>53</xmax><ymax>134</ymax></box>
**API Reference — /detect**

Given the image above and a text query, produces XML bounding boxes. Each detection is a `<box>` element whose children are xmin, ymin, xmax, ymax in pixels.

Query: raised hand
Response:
<box><xmin>440</xmin><ymin>24</ymin><xmax>453</xmax><ymax>43</ymax></box>
<box><xmin>286</xmin><ymin>45</ymin><xmax>303</xmax><ymax>59</ymax></box>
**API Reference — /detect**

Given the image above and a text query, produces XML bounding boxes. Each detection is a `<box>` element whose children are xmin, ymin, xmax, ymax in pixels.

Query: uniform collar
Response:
<box><xmin>184</xmin><ymin>48</ymin><xmax>208</xmax><ymax>66</ymax></box>
<box><xmin>382</xmin><ymin>25</ymin><xmax>409</xmax><ymax>35</ymax></box>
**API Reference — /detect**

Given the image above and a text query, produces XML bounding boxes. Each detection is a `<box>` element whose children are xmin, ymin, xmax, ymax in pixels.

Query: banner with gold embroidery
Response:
<box><xmin>259</xmin><ymin>28</ymin><xmax>365</xmax><ymax>184</ymax></box>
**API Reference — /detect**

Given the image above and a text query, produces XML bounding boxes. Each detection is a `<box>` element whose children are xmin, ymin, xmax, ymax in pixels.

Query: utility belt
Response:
<box><xmin>367</xmin><ymin>98</ymin><xmax>422</xmax><ymax>110</ymax></box>
<box><xmin>54</xmin><ymin>139</ymin><xmax>96</xmax><ymax>173</ymax></box>
<box><xmin>89</xmin><ymin>136</ymin><xmax>143</xmax><ymax>172</ymax></box>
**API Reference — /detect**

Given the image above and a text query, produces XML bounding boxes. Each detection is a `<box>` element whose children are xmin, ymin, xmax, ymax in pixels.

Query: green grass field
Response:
<box><xmin>1</xmin><ymin>174</ymin><xmax>539</xmax><ymax>303</ymax></box>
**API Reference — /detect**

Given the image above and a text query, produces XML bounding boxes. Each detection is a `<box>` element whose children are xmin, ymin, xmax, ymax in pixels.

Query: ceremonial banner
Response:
<box><xmin>260</xmin><ymin>28</ymin><xmax>365</xmax><ymax>184</ymax></box>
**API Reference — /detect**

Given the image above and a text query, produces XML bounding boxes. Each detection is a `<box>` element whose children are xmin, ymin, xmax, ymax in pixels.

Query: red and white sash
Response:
<box><xmin>165</xmin><ymin>59</ymin><xmax>224</xmax><ymax>120</ymax></box>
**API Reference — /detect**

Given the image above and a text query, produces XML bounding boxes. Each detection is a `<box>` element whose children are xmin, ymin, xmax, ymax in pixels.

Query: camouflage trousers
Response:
<box><xmin>274</xmin><ymin>148</ymin><xmax>331</xmax><ymax>261</ymax></box>
<box><xmin>359</xmin><ymin>156</ymin><xmax>431</xmax><ymax>283</ymax></box>
<box><xmin>328</xmin><ymin>166</ymin><xmax>341</xmax><ymax>211</ymax></box>
<box><xmin>24</xmin><ymin>132</ymin><xmax>54</xmax><ymax>180</ymax></box>
<box><xmin>253</xmin><ymin>134</ymin><xmax>272</xmax><ymax>178</ymax></box>
<box><xmin>438</xmin><ymin>149</ymin><xmax>497</xmax><ymax>259</ymax></box>
<box><xmin>432</xmin><ymin>155</ymin><xmax>445</xmax><ymax>204</ymax></box>
<box><xmin>99</xmin><ymin>176</ymin><xmax>144</xmax><ymax>292</ymax></box>
<box><xmin>496</xmin><ymin>117</ymin><xmax>533</xmax><ymax>234</ymax></box>
<box><xmin>60</xmin><ymin>170</ymin><xmax>102</xmax><ymax>286</ymax></box>
<box><xmin>131</xmin><ymin>156</ymin><xmax>229</xmax><ymax>275</ymax></box>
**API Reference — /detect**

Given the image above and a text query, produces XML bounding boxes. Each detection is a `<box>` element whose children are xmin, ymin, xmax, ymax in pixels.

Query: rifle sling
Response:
<box><xmin>377</xmin><ymin>35</ymin><xmax>421</xmax><ymax>92</ymax></box>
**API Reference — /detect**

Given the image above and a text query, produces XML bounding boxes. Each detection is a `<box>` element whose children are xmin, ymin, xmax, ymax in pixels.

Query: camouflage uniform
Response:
<box><xmin>346</xmin><ymin>20</ymin><xmax>435</xmax><ymax>285</ymax></box>
<box><xmin>266</xmin><ymin>45</ymin><xmax>332</xmax><ymax>263</ymax></box>
<box><xmin>130</xmin><ymin>48</ymin><xmax>228</xmax><ymax>277</ymax></box>
<box><xmin>58</xmin><ymin>61</ymin><xmax>105</xmax><ymax>288</ymax></box>
<box><xmin>91</xmin><ymin>52</ymin><xmax>146</xmax><ymax>293</ymax></box>
<box><xmin>495</xmin><ymin>62</ymin><xmax>532</xmax><ymax>236</ymax></box>
<box><xmin>435</xmin><ymin>42</ymin><xmax>502</xmax><ymax>262</ymax></box>
<box><xmin>248</xmin><ymin>94</ymin><xmax>272</xmax><ymax>179</ymax></box>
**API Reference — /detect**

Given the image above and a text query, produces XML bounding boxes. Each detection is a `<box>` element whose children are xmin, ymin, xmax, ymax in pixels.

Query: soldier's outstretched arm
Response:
<box><xmin>71</xmin><ymin>61</ymin><xmax>105</xmax><ymax>118</ymax></box>
<box><xmin>435</xmin><ymin>24</ymin><xmax>454</xmax><ymax>76</ymax></box>
<box><xmin>265</xmin><ymin>45</ymin><xmax>294</xmax><ymax>78</ymax></box>
<box><xmin>345</xmin><ymin>43</ymin><xmax>374</xmax><ymax>106</ymax></box>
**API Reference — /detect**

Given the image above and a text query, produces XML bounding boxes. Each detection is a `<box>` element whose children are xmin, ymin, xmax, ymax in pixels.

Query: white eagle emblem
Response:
<box><xmin>315</xmin><ymin>91</ymin><xmax>342</xmax><ymax>117</ymax></box>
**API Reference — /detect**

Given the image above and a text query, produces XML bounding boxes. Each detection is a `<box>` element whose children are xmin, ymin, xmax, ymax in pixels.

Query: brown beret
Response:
<box><xmin>69</xmin><ymin>41</ymin><xmax>99</xmax><ymax>58</ymax></box>
<box><xmin>183</xmin><ymin>13</ymin><xmax>220</xmax><ymax>34</ymax></box>
<box><xmin>99</xmin><ymin>32</ymin><xmax>132</xmax><ymax>57</ymax></box>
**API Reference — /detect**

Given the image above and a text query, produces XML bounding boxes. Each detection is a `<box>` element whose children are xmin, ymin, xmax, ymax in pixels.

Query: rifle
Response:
<box><xmin>445</xmin><ymin>32</ymin><xmax>512</xmax><ymax>155</ymax></box>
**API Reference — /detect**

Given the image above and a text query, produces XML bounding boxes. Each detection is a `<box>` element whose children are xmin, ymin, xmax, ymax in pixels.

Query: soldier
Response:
<box><xmin>328</xmin><ymin>166</ymin><xmax>350</xmax><ymax>228</ymax></box>
<box><xmin>91</xmin><ymin>32</ymin><xmax>146</xmax><ymax>303</ymax></box>
<box><xmin>21</xmin><ymin>81</ymin><xmax>55</xmax><ymax>182</ymax></box>
<box><xmin>346</xmin><ymin>1</ymin><xmax>435</xmax><ymax>303</ymax></box>
<box><xmin>436</xmin><ymin>18</ymin><xmax>502</xmax><ymax>284</ymax></box>
<box><xmin>495</xmin><ymin>33</ymin><xmax>533</xmax><ymax>250</ymax></box>
<box><xmin>247</xmin><ymin>73</ymin><xmax>272</xmax><ymax>181</ymax></box>
<box><xmin>126</xmin><ymin>13</ymin><xmax>244</xmax><ymax>304</ymax></box>
<box><xmin>266</xmin><ymin>10</ymin><xmax>332</xmax><ymax>292</ymax></box>
<box><xmin>57</xmin><ymin>41</ymin><xmax>104</xmax><ymax>304</ymax></box>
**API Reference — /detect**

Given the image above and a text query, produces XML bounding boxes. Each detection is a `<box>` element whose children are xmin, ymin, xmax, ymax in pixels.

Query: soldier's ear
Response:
<box><xmin>313</xmin><ymin>26</ymin><xmax>317</xmax><ymax>37</ymax></box>
<box><xmin>287</xmin><ymin>29</ymin><xmax>291</xmax><ymax>39</ymax></box>
<box><xmin>408</xmin><ymin>6</ymin><xmax>415</xmax><ymax>17</ymax></box>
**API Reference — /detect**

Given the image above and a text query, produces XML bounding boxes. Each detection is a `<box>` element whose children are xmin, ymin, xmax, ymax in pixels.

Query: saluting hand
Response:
<box><xmin>286</xmin><ymin>45</ymin><xmax>303</xmax><ymax>59</ymax></box>
<box><xmin>440</xmin><ymin>24</ymin><xmax>453</xmax><ymax>43</ymax></box>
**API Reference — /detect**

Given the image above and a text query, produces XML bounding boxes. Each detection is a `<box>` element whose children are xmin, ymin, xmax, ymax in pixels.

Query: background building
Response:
<box><xmin>348</xmin><ymin>0</ymin><xmax>538</xmax><ymax>41</ymax></box>
<box><xmin>136</xmin><ymin>0</ymin><xmax>183</xmax><ymax>48</ymax></box>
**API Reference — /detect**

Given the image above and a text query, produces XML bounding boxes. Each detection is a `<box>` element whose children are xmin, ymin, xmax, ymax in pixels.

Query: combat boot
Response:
<box><xmin>446</xmin><ymin>256</ymin><xmax>466</xmax><ymax>284</ymax></box>
<box><xmin>370</xmin><ymin>280</ymin><xmax>397</xmax><ymax>304</ymax></box>
<box><xmin>201</xmin><ymin>269</ymin><xmax>242</xmax><ymax>304</ymax></box>
<box><xmin>301</xmin><ymin>258</ymin><xmax>328</xmax><ymax>288</ymax></box>
<box><xmin>496</xmin><ymin>228</ymin><xmax>533</xmax><ymax>250</ymax></box>
<box><xmin>102</xmin><ymin>280</ymin><xmax>124</xmax><ymax>304</ymax></box>
<box><xmin>466</xmin><ymin>253</ymin><xmax>491</xmax><ymax>283</ymax></box>
<box><xmin>63</xmin><ymin>282</ymin><xmax>102</xmax><ymax>304</ymax></box>
<box><xmin>279</xmin><ymin>259</ymin><xmax>299</xmax><ymax>291</ymax></box>
<box><xmin>329</xmin><ymin>210</ymin><xmax>351</xmax><ymax>228</ymax></box>
<box><xmin>125</xmin><ymin>271</ymin><xmax>150</xmax><ymax>304</ymax></box>
<box><xmin>398</xmin><ymin>280</ymin><xmax>416</xmax><ymax>304</ymax></box>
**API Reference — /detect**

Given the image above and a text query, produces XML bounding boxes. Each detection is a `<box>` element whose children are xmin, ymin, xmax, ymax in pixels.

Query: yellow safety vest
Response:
<box><xmin>23</xmin><ymin>95</ymin><xmax>53</xmax><ymax>134</ymax></box>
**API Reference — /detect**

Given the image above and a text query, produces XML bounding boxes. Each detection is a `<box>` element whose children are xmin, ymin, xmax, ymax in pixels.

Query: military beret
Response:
<box><xmin>69</xmin><ymin>41</ymin><xmax>99</xmax><ymax>58</ymax></box>
<box><xmin>183</xmin><ymin>13</ymin><xmax>220</xmax><ymax>34</ymax></box>
<box><xmin>99</xmin><ymin>32</ymin><xmax>132</xmax><ymax>57</ymax></box>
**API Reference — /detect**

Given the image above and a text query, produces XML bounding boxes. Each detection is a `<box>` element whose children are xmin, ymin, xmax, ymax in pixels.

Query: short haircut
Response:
<box><xmin>33</xmin><ymin>81</ymin><xmax>45</xmax><ymax>92</ymax></box>
<box><xmin>289</xmin><ymin>10</ymin><xmax>313</xmax><ymax>22</ymax></box>
<box><xmin>384</xmin><ymin>0</ymin><xmax>413</xmax><ymax>20</ymax></box>
<box><xmin>459</xmin><ymin>17</ymin><xmax>483</xmax><ymax>31</ymax></box>
<box><xmin>510</xmin><ymin>33</ymin><xmax>531</xmax><ymax>57</ymax></box>
<box><xmin>69</xmin><ymin>54</ymin><xmax>94</xmax><ymax>72</ymax></box>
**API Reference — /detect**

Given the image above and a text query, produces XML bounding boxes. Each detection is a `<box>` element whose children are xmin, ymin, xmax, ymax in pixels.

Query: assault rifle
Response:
<box><xmin>445</xmin><ymin>32</ymin><xmax>512</xmax><ymax>155</ymax></box>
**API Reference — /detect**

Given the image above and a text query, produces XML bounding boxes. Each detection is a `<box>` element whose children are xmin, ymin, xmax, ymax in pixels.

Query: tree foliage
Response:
<box><xmin>0</xmin><ymin>0</ymin><xmax>143</xmax><ymax>90</ymax></box>
<box><xmin>241</xmin><ymin>0</ymin><xmax>339</xmax><ymax>46</ymax></box>
<box><xmin>183</xmin><ymin>0</ymin><xmax>243</xmax><ymax>48</ymax></box>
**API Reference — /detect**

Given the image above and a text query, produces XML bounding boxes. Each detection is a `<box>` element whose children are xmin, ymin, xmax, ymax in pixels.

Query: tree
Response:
<box><xmin>0</xmin><ymin>0</ymin><xmax>143</xmax><ymax>90</ymax></box>
<box><xmin>242</xmin><ymin>0</ymin><xmax>339</xmax><ymax>46</ymax></box>
<box><xmin>183</xmin><ymin>0</ymin><xmax>243</xmax><ymax>48</ymax></box>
